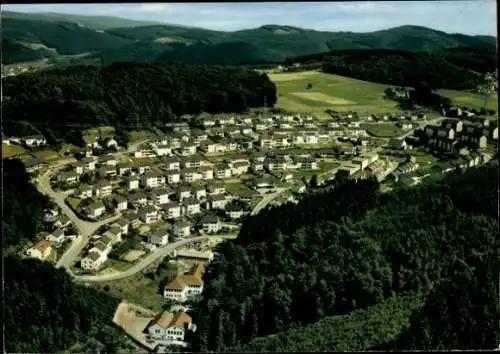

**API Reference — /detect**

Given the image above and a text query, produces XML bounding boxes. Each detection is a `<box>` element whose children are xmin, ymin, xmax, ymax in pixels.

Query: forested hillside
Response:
<box><xmin>3</xmin><ymin>159</ymin><xmax>50</xmax><ymax>249</ymax></box>
<box><xmin>2</xmin><ymin>61</ymin><xmax>276</xmax><ymax>145</ymax></box>
<box><xmin>288</xmin><ymin>47</ymin><xmax>496</xmax><ymax>90</ymax></box>
<box><xmin>192</xmin><ymin>164</ymin><xmax>499</xmax><ymax>351</ymax></box>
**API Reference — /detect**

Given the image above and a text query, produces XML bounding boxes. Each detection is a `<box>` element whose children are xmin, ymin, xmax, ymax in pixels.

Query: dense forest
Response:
<box><xmin>3</xmin><ymin>159</ymin><xmax>134</xmax><ymax>353</ymax></box>
<box><xmin>287</xmin><ymin>47</ymin><xmax>496</xmax><ymax>90</ymax></box>
<box><xmin>2</xmin><ymin>61</ymin><xmax>277</xmax><ymax>144</ymax></box>
<box><xmin>192</xmin><ymin>164</ymin><xmax>499</xmax><ymax>351</ymax></box>
<box><xmin>3</xmin><ymin>158</ymin><xmax>50</xmax><ymax>249</ymax></box>
<box><xmin>4</xmin><ymin>257</ymin><xmax>133</xmax><ymax>353</ymax></box>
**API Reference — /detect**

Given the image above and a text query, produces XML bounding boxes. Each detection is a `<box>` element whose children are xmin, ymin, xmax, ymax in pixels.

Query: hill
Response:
<box><xmin>2</xmin><ymin>61</ymin><xmax>277</xmax><ymax>146</ymax></box>
<box><xmin>2</xmin><ymin>10</ymin><xmax>165</xmax><ymax>30</ymax></box>
<box><xmin>2</xmin><ymin>11</ymin><xmax>496</xmax><ymax>66</ymax></box>
<box><xmin>192</xmin><ymin>164</ymin><xmax>499</xmax><ymax>351</ymax></box>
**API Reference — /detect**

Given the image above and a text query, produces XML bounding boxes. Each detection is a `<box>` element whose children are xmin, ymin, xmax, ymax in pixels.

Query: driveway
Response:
<box><xmin>251</xmin><ymin>187</ymin><xmax>288</xmax><ymax>215</ymax></box>
<box><xmin>74</xmin><ymin>234</ymin><xmax>237</xmax><ymax>283</ymax></box>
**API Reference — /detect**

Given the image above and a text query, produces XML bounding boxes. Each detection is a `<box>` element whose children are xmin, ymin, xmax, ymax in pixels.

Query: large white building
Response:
<box><xmin>146</xmin><ymin>311</ymin><xmax>195</xmax><ymax>344</ymax></box>
<box><xmin>163</xmin><ymin>264</ymin><xmax>204</xmax><ymax>302</ymax></box>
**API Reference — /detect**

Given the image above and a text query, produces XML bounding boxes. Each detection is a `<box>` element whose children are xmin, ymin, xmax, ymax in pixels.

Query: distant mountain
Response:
<box><xmin>1</xmin><ymin>11</ymin><xmax>165</xmax><ymax>30</ymax></box>
<box><xmin>2</xmin><ymin>11</ymin><xmax>496</xmax><ymax>67</ymax></box>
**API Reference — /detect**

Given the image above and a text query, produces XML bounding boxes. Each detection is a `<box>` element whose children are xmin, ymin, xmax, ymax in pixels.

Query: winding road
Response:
<box><xmin>75</xmin><ymin>234</ymin><xmax>237</xmax><ymax>283</ymax></box>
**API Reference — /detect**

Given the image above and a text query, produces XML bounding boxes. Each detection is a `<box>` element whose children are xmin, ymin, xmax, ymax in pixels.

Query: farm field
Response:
<box><xmin>2</xmin><ymin>143</ymin><xmax>27</xmax><ymax>158</ymax></box>
<box><xmin>438</xmin><ymin>89</ymin><xmax>498</xmax><ymax>111</ymax></box>
<box><xmin>268</xmin><ymin>71</ymin><xmax>400</xmax><ymax>115</ymax></box>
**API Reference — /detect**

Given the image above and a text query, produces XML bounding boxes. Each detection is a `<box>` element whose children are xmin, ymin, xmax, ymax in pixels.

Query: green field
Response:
<box><xmin>438</xmin><ymin>89</ymin><xmax>498</xmax><ymax>111</ymax></box>
<box><xmin>269</xmin><ymin>71</ymin><xmax>399</xmax><ymax>114</ymax></box>
<box><xmin>2</xmin><ymin>143</ymin><xmax>27</xmax><ymax>158</ymax></box>
<box><xmin>361</xmin><ymin>123</ymin><xmax>405</xmax><ymax>138</ymax></box>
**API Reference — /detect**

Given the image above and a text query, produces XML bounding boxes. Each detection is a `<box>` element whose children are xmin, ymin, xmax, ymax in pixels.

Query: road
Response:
<box><xmin>35</xmin><ymin>140</ymin><xmax>149</xmax><ymax>270</ymax></box>
<box><xmin>251</xmin><ymin>187</ymin><xmax>288</xmax><ymax>215</ymax></box>
<box><xmin>75</xmin><ymin>234</ymin><xmax>237</xmax><ymax>283</ymax></box>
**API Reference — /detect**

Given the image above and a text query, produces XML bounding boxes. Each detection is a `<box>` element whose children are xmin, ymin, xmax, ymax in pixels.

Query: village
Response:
<box><xmin>7</xmin><ymin>105</ymin><xmax>498</xmax><ymax>351</ymax></box>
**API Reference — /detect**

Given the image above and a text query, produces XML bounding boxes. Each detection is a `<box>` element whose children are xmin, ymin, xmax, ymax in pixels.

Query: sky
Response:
<box><xmin>3</xmin><ymin>1</ymin><xmax>497</xmax><ymax>36</ymax></box>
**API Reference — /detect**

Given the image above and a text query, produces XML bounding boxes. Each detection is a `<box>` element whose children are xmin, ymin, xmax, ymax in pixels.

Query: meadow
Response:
<box><xmin>268</xmin><ymin>71</ymin><xmax>399</xmax><ymax>116</ymax></box>
<box><xmin>269</xmin><ymin>70</ymin><xmax>498</xmax><ymax>116</ymax></box>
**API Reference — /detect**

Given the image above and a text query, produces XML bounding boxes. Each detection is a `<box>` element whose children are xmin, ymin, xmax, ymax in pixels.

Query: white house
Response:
<box><xmin>113</xmin><ymin>195</ymin><xmax>128</xmax><ymax>212</ymax></box>
<box><xmin>166</xmin><ymin>171</ymin><xmax>181</xmax><ymax>184</ymax></box>
<box><xmin>146</xmin><ymin>311</ymin><xmax>195</xmax><ymax>344</ymax></box>
<box><xmin>149</xmin><ymin>189</ymin><xmax>170</xmax><ymax>205</ymax></box>
<box><xmin>200</xmin><ymin>214</ymin><xmax>220</xmax><ymax>234</ymax></box>
<box><xmin>58</xmin><ymin>171</ymin><xmax>79</xmax><ymax>185</ymax></box>
<box><xmin>141</xmin><ymin>171</ymin><xmax>166</xmax><ymax>189</ymax></box>
<box><xmin>76</xmin><ymin>184</ymin><xmax>93</xmax><ymax>199</ymax></box>
<box><xmin>207</xmin><ymin>194</ymin><xmax>228</xmax><ymax>210</ymax></box>
<box><xmin>161</xmin><ymin>202</ymin><xmax>182</xmax><ymax>219</ymax></box>
<box><xmin>199</xmin><ymin>166</ymin><xmax>214</xmax><ymax>180</ymax></box>
<box><xmin>165</xmin><ymin>158</ymin><xmax>181</xmax><ymax>171</ymax></box>
<box><xmin>81</xmin><ymin>251</ymin><xmax>107</xmax><ymax>271</ymax></box>
<box><xmin>182</xmin><ymin>198</ymin><xmax>201</xmax><ymax>216</ymax></box>
<box><xmin>138</xmin><ymin>205</ymin><xmax>160</xmax><ymax>224</ymax></box>
<box><xmin>148</xmin><ymin>230</ymin><xmax>169</xmax><ymax>246</ymax></box>
<box><xmin>214</xmin><ymin>164</ymin><xmax>232</xmax><ymax>179</ymax></box>
<box><xmin>182</xmin><ymin>168</ymin><xmax>202</xmax><ymax>183</ymax></box>
<box><xmin>173</xmin><ymin>220</ymin><xmax>191</xmax><ymax>238</ymax></box>
<box><xmin>154</xmin><ymin>144</ymin><xmax>172</xmax><ymax>157</ymax></box>
<box><xmin>163</xmin><ymin>264</ymin><xmax>205</xmax><ymax>302</ymax></box>
<box><xmin>26</xmin><ymin>240</ymin><xmax>52</xmax><ymax>260</ymax></box>
<box><xmin>44</xmin><ymin>228</ymin><xmax>65</xmax><ymax>245</ymax></box>
<box><xmin>127</xmin><ymin>177</ymin><xmax>140</xmax><ymax>191</ymax></box>
<box><xmin>85</xmin><ymin>201</ymin><xmax>106</xmax><ymax>219</ymax></box>
<box><xmin>23</xmin><ymin>135</ymin><xmax>47</xmax><ymax>147</ymax></box>
<box><xmin>226</xmin><ymin>204</ymin><xmax>245</xmax><ymax>219</ymax></box>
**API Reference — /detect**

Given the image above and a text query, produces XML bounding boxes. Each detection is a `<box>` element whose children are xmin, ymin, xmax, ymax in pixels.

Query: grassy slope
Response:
<box><xmin>269</xmin><ymin>70</ymin><xmax>399</xmax><ymax>114</ymax></box>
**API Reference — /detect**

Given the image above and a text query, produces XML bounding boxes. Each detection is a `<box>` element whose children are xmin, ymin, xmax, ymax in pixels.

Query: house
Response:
<box><xmin>113</xmin><ymin>195</ymin><xmax>128</xmax><ymax>212</ymax></box>
<box><xmin>111</xmin><ymin>218</ymin><xmax>130</xmax><ymax>235</ymax></box>
<box><xmin>191</xmin><ymin>129</ymin><xmax>208</xmax><ymax>144</ymax></box>
<box><xmin>259</xmin><ymin>135</ymin><xmax>276</xmax><ymax>149</ymax></box>
<box><xmin>173</xmin><ymin>220</ymin><xmax>191</xmax><ymax>238</ymax></box>
<box><xmin>72</xmin><ymin>161</ymin><xmax>85</xmax><ymax>175</ymax></box>
<box><xmin>166</xmin><ymin>170</ymin><xmax>181</xmax><ymax>184</ymax></box>
<box><xmin>226</xmin><ymin>204</ymin><xmax>245</xmax><ymax>219</ymax></box>
<box><xmin>26</xmin><ymin>240</ymin><xmax>52</xmax><ymax>260</ymax></box>
<box><xmin>180</xmin><ymin>144</ymin><xmax>197</xmax><ymax>156</ymax></box>
<box><xmin>84</xmin><ymin>201</ymin><xmax>106</xmax><ymax>219</ymax></box>
<box><xmin>102</xmin><ymin>137</ymin><xmax>118</xmax><ymax>148</ymax></box>
<box><xmin>432</xmin><ymin>137</ymin><xmax>459</xmax><ymax>153</ymax></box>
<box><xmin>207</xmin><ymin>183</ymin><xmax>226</xmax><ymax>195</ymax></box>
<box><xmin>93</xmin><ymin>180</ymin><xmax>113</xmax><ymax>198</ymax></box>
<box><xmin>154</xmin><ymin>144</ymin><xmax>172</xmax><ymax>157</ymax></box>
<box><xmin>58</xmin><ymin>171</ymin><xmax>79</xmax><ymax>185</ymax></box>
<box><xmin>265</xmin><ymin>157</ymin><xmax>291</xmax><ymax>171</ymax></box>
<box><xmin>148</xmin><ymin>230</ymin><xmax>169</xmax><ymax>246</ymax></box>
<box><xmin>177</xmin><ymin>185</ymin><xmax>192</xmax><ymax>201</ymax></box>
<box><xmin>294</xmin><ymin>157</ymin><xmax>318</xmax><ymax>170</ymax></box>
<box><xmin>81</xmin><ymin>251</ymin><xmax>107</xmax><ymax>271</ymax></box>
<box><xmin>199</xmin><ymin>140</ymin><xmax>217</xmax><ymax>153</ymax></box>
<box><xmin>98</xmin><ymin>154</ymin><xmax>117</xmax><ymax>166</ymax></box>
<box><xmin>141</xmin><ymin>171</ymin><xmax>166</xmax><ymax>189</ymax></box>
<box><xmin>122</xmin><ymin>211</ymin><xmax>141</xmax><ymax>228</ymax></box>
<box><xmin>200</xmin><ymin>214</ymin><xmax>221</xmax><ymax>234</ymax></box>
<box><xmin>22</xmin><ymin>135</ymin><xmax>47</xmax><ymax>148</ymax></box>
<box><xmin>165</xmin><ymin>158</ymin><xmax>181</xmax><ymax>171</ymax></box>
<box><xmin>182</xmin><ymin>198</ymin><xmax>201</xmax><ymax>216</ymax></box>
<box><xmin>138</xmin><ymin>205</ymin><xmax>160</xmax><ymax>224</ymax></box>
<box><xmin>82</xmin><ymin>157</ymin><xmax>97</xmax><ymax>172</ymax></box>
<box><xmin>149</xmin><ymin>188</ymin><xmax>170</xmax><ymax>205</ymax></box>
<box><xmin>436</xmin><ymin>127</ymin><xmax>455</xmax><ymax>140</ymax></box>
<box><xmin>128</xmin><ymin>192</ymin><xmax>149</xmax><ymax>208</ymax></box>
<box><xmin>102</xmin><ymin>228</ymin><xmax>122</xmax><ymax>244</ymax></box>
<box><xmin>207</xmin><ymin>194</ymin><xmax>228</xmax><ymax>210</ymax></box>
<box><xmin>182</xmin><ymin>156</ymin><xmax>204</xmax><ymax>169</ymax></box>
<box><xmin>231</xmin><ymin>161</ymin><xmax>250</xmax><ymax>176</ymax></box>
<box><xmin>127</xmin><ymin>176</ymin><xmax>140</xmax><ymax>191</ymax></box>
<box><xmin>160</xmin><ymin>202</ymin><xmax>182</xmax><ymax>219</ymax></box>
<box><xmin>191</xmin><ymin>186</ymin><xmax>207</xmax><ymax>200</ymax></box>
<box><xmin>182</xmin><ymin>168</ymin><xmax>202</xmax><ymax>183</ymax></box>
<box><xmin>146</xmin><ymin>311</ymin><xmax>195</xmax><ymax>343</ymax></box>
<box><xmin>199</xmin><ymin>166</ymin><xmax>214</xmax><ymax>180</ymax></box>
<box><xmin>76</xmin><ymin>183</ymin><xmax>93</xmax><ymax>199</ymax></box>
<box><xmin>53</xmin><ymin>214</ymin><xmax>71</xmax><ymax>229</ymax></box>
<box><xmin>214</xmin><ymin>164</ymin><xmax>232</xmax><ymax>179</ymax></box>
<box><xmin>44</xmin><ymin>228</ymin><xmax>65</xmax><ymax>245</ymax></box>
<box><xmin>98</xmin><ymin>166</ymin><xmax>117</xmax><ymax>178</ymax></box>
<box><xmin>117</xmin><ymin>163</ymin><xmax>132</xmax><ymax>176</ymax></box>
<box><xmin>163</xmin><ymin>264</ymin><xmax>205</xmax><ymax>302</ymax></box>
<box><xmin>388</xmin><ymin>138</ymin><xmax>408</xmax><ymax>150</ymax></box>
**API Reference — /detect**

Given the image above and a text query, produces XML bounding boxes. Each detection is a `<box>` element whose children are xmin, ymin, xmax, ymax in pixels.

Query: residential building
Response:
<box><xmin>94</xmin><ymin>180</ymin><xmax>112</xmax><ymax>198</ymax></box>
<box><xmin>141</xmin><ymin>171</ymin><xmax>166</xmax><ymax>189</ymax></box>
<box><xmin>231</xmin><ymin>161</ymin><xmax>250</xmax><ymax>176</ymax></box>
<box><xmin>44</xmin><ymin>228</ymin><xmax>65</xmax><ymax>245</ymax></box>
<box><xmin>161</xmin><ymin>202</ymin><xmax>182</xmax><ymax>219</ymax></box>
<box><xmin>146</xmin><ymin>311</ymin><xmax>195</xmax><ymax>343</ymax></box>
<box><xmin>200</xmin><ymin>214</ymin><xmax>221</xmax><ymax>233</ymax></box>
<box><xmin>182</xmin><ymin>156</ymin><xmax>204</xmax><ymax>169</ymax></box>
<box><xmin>85</xmin><ymin>201</ymin><xmax>106</xmax><ymax>219</ymax></box>
<box><xmin>199</xmin><ymin>140</ymin><xmax>217</xmax><ymax>153</ymax></box>
<box><xmin>113</xmin><ymin>195</ymin><xmax>128</xmax><ymax>212</ymax></box>
<box><xmin>155</xmin><ymin>144</ymin><xmax>172</xmax><ymax>157</ymax></box>
<box><xmin>166</xmin><ymin>170</ymin><xmax>181</xmax><ymax>184</ymax></box>
<box><xmin>128</xmin><ymin>192</ymin><xmax>148</xmax><ymax>208</ymax></box>
<box><xmin>207</xmin><ymin>194</ymin><xmax>228</xmax><ymax>210</ymax></box>
<box><xmin>149</xmin><ymin>188</ymin><xmax>170</xmax><ymax>205</ymax></box>
<box><xmin>127</xmin><ymin>176</ymin><xmax>140</xmax><ymax>191</ymax></box>
<box><xmin>177</xmin><ymin>186</ymin><xmax>192</xmax><ymax>201</ymax></box>
<box><xmin>191</xmin><ymin>186</ymin><xmax>207</xmax><ymax>200</ymax></box>
<box><xmin>138</xmin><ymin>205</ymin><xmax>160</xmax><ymax>224</ymax></box>
<box><xmin>148</xmin><ymin>230</ymin><xmax>169</xmax><ymax>246</ymax></box>
<box><xmin>81</xmin><ymin>251</ymin><xmax>107</xmax><ymax>271</ymax></box>
<box><xmin>388</xmin><ymin>138</ymin><xmax>408</xmax><ymax>150</ymax></box>
<box><xmin>199</xmin><ymin>166</ymin><xmax>214</xmax><ymax>180</ymax></box>
<box><xmin>214</xmin><ymin>164</ymin><xmax>231</xmax><ymax>179</ymax></box>
<box><xmin>226</xmin><ymin>204</ymin><xmax>245</xmax><ymax>219</ymax></box>
<box><xmin>26</xmin><ymin>240</ymin><xmax>52</xmax><ymax>260</ymax></box>
<box><xmin>181</xmin><ymin>144</ymin><xmax>197</xmax><ymax>156</ymax></box>
<box><xmin>53</xmin><ymin>214</ymin><xmax>71</xmax><ymax>229</ymax></box>
<box><xmin>207</xmin><ymin>183</ymin><xmax>226</xmax><ymax>195</ymax></box>
<box><xmin>82</xmin><ymin>157</ymin><xmax>97</xmax><ymax>171</ymax></box>
<box><xmin>173</xmin><ymin>220</ymin><xmax>191</xmax><ymax>238</ymax></box>
<box><xmin>182</xmin><ymin>168</ymin><xmax>202</xmax><ymax>183</ymax></box>
<box><xmin>165</xmin><ymin>158</ymin><xmax>181</xmax><ymax>171</ymax></box>
<box><xmin>76</xmin><ymin>184</ymin><xmax>93</xmax><ymax>199</ymax></box>
<box><xmin>58</xmin><ymin>171</ymin><xmax>79</xmax><ymax>185</ymax></box>
<box><xmin>22</xmin><ymin>135</ymin><xmax>47</xmax><ymax>147</ymax></box>
<box><xmin>182</xmin><ymin>198</ymin><xmax>201</xmax><ymax>216</ymax></box>
<box><xmin>111</xmin><ymin>218</ymin><xmax>130</xmax><ymax>235</ymax></box>
<box><xmin>163</xmin><ymin>264</ymin><xmax>205</xmax><ymax>302</ymax></box>
<box><xmin>117</xmin><ymin>163</ymin><xmax>132</xmax><ymax>176</ymax></box>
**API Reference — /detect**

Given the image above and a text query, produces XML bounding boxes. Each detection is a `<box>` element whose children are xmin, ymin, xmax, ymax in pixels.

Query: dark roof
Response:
<box><xmin>201</xmin><ymin>214</ymin><xmax>219</xmax><ymax>224</ymax></box>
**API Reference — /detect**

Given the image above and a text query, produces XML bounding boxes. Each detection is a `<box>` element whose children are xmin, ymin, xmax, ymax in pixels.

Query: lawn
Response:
<box><xmin>128</xmin><ymin>130</ymin><xmax>155</xmax><ymax>143</ymax></box>
<box><xmin>269</xmin><ymin>70</ymin><xmax>400</xmax><ymax>114</ymax></box>
<box><xmin>438</xmin><ymin>89</ymin><xmax>498</xmax><ymax>111</ymax></box>
<box><xmin>2</xmin><ymin>144</ymin><xmax>27</xmax><ymax>159</ymax></box>
<box><xmin>82</xmin><ymin>126</ymin><xmax>115</xmax><ymax>144</ymax></box>
<box><xmin>92</xmin><ymin>261</ymin><xmax>182</xmax><ymax>312</ymax></box>
<box><xmin>66</xmin><ymin>197</ymin><xmax>81</xmax><ymax>210</ymax></box>
<box><xmin>31</xmin><ymin>149</ymin><xmax>60</xmax><ymax>161</ymax></box>
<box><xmin>361</xmin><ymin>123</ymin><xmax>405</xmax><ymax>138</ymax></box>
<box><xmin>225</xmin><ymin>182</ymin><xmax>256</xmax><ymax>196</ymax></box>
